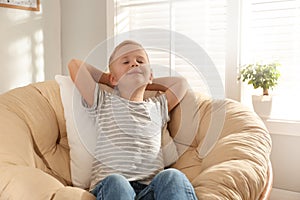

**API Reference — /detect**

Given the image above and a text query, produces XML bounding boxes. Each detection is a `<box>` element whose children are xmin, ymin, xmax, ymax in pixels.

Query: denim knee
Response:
<box><xmin>148</xmin><ymin>169</ymin><xmax>197</xmax><ymax>200</ymax></box>
<box><xmin>92</xmin><ymin>174</ymin><xmax>135</xmax><ymax>200</ymax></box>
<box><xmin>157</xmin><ymin>168</ymin><xmax>186</xmax><ymax>182</ymax></box>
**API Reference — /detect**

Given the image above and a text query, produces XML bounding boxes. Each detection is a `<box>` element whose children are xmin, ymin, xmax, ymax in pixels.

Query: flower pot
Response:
<box><xmin>252</xmin><ymin>95</ymin><xmax>272</xmax><ymax>118</ymax></box>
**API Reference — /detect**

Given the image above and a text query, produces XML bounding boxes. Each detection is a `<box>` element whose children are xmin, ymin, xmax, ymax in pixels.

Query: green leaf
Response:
<box><xmin>238</xmin><ymin>61</ymin><xmax>281</xmax><ymax>95</ymax></box>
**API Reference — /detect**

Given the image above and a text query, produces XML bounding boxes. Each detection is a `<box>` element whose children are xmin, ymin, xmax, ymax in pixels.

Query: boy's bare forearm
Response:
<box><xmin>68</xmin><ymin>58</ymin><xmax>111</xmax><ymax>87</ymax></box>
<box><xmin>146</xmin><ymin>81</ymin><xmax>167</xmax><ymax>92</ymax></box>
<box><xmin>147</xmin><ymin>77</ymin><xmax>181</xmax><ymax>91</ymax></box>
<box><xmin>147</xmin><ymin>77</ymin><xmax>188</xmax><ymax>111</ymax></box>
<box><xmin>148</xmin><ymin>77</ymin><xmax>187</xmax><ymax>94</ymax></box>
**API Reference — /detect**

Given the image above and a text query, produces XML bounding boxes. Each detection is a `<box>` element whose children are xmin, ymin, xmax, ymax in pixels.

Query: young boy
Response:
<box><xmin>68</xmin><ymin>40</ymin><xmax>197</xmax><ymax>200</ymax></box>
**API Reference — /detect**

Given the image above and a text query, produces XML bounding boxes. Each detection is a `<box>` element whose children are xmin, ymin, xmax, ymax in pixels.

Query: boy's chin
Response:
<box><xmin>120</xmin><ymin>76</ymin><xmax>148</xmax><ymax>86</ymax></box>
<box><xmin>119</xmin><ymin>80</ymin><xmax>148</xmax><ymax>90</ymax></box>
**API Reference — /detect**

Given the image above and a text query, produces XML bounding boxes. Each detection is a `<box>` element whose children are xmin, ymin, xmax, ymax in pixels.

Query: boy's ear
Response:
<box><xmin>109</xmin><ymin>73</ymin><xmax>118</xmax><ymax>86</ymax></box>
<box><xmin>149</xmin><ymin>72</ymin><xmax>153</xmax><ymax>84</ymax></box>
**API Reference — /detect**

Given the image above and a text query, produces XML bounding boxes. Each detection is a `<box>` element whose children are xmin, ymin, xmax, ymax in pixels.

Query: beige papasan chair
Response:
<box><xmin>0</xmin><ymin>80</ymin><xmax>272</xmax><ymax>200</ymax></box>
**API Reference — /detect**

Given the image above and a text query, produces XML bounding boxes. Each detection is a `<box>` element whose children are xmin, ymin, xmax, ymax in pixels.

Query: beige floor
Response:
<box><xmin>270</xmin><ymin>188</ymin><xmax>300</xmax><ymax>200</ymax></box>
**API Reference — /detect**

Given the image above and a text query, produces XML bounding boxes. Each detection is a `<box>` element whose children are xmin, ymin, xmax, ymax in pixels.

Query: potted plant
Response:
<box><xmin>238</xmin><ymin>61</ymin><xmax>281</xmax><ymax>117</ymax></box>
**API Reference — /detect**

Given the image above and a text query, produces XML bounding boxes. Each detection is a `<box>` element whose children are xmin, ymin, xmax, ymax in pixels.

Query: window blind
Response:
<box><xmin>241</xmin><ymin>0</ymin><xmax>300</xmax><ymax>120</ymax></box>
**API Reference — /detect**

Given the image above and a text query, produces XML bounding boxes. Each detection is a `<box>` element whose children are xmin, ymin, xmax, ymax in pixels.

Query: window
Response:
<box><xmin>241</xmin><ymin>0</ymin><xmax>300</xmax><ymax>121</ymax></box>
<box><xmin>108</xmin><ymin>0</ymin><xmax>300</xmax><ymax>122</ymax></box>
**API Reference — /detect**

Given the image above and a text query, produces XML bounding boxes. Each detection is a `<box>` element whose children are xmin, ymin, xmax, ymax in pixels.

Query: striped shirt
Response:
<box><xmin>82</xmin><ymin>84</ymin><xmax>169</xmax><ymax>191</ymax></box>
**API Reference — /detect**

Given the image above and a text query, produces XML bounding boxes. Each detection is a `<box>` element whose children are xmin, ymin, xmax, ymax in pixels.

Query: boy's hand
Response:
<box><xmin>147</xmin><ymin>77</ymin><xmax>188</xmax><ymax>111</ymax></box>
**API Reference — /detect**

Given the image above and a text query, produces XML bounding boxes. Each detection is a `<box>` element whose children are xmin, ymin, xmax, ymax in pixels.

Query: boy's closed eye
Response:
<box><xmin>122</xmin><ymin>60</ymin><xmax>144</xmax><ymax>65</ymax></box>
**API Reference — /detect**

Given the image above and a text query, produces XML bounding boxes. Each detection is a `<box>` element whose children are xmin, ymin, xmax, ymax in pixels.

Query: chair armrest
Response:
<box><xmin>0</xmin><ymin>165</ymin><xmax>94</xmax><ymax>200</ymax></box>
<box><xmin>259</xmin><ymin>160</ymin><xmax>273</xmax><ymax>200</ymax></box>
<box><xmin>52</xmin><ymin>187</ymin><xmax>95</xmax><ymax>200</ymax></box>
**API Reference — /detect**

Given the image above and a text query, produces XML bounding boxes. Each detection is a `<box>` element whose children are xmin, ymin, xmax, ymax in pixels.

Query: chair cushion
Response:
<box><xmin>169</xmin><ymin>91</ymin><xmax>271</xmax><ymax>199</ymax></box>
<box><xmin>0</xmin><ymin>81</ymin><xmax>71</xmax><ymax>185</ymax></box>
<box><xmin>0</xmin><ymin>80</ymin><xmax>271</xmax><ymax>199</ymax></box>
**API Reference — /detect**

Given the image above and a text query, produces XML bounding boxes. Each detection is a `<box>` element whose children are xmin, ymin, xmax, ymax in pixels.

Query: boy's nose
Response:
<box><xmin>131</xmin><ymin>62</ymin><xmax>139</xmax><ymax>67</ymax></box>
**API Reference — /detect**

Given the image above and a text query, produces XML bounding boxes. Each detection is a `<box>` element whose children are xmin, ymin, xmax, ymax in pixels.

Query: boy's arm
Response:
<box><xmin>68</xmin><ymin>58</ymin><xmax>111</xmax><ymax>107</ymax></box>
<box><xmin>146</xmin><ymin>76</ymin><xmax>188</xmax><ymax>111</ymax></box>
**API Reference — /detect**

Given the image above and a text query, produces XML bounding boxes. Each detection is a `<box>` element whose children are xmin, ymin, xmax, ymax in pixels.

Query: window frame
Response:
<box><xmin>106</xmin><ymin>0</ymin><xmax>300</xmax><ymax>135</ymax></box>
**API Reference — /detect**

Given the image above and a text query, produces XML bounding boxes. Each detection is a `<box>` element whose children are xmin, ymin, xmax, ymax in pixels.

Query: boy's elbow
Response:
<box><xmin>68</xmin><ymin>59</ymin><xmax>76</xmax><ymax>71</ymax></box>
<box><xmin>177</xmin><ymin>76</ymin><xmax>189</xmax><ymax>93</ymax></box>
<box><xmin>68</xmin><ymin>58</ymin><xmax>80</xmax><ymax>82</ymax></box>
<box><xmin>68</xmin><ymin>58</ymin><xmax>80</xmax><ymax>68</ymax></box>
<box><xmin>177</xmin><ymin>77</ymin><xmax>189</xmax><ymax>102</ymax></box>
<box><xmin>180</xmin><ymin>76</ymin><xmax>188</xmax><ymax>86</ymax></box>
<box><xmin>172</xmin><ymin>77</ymin><xmax>189</xmax><ymax>100</ymax></box>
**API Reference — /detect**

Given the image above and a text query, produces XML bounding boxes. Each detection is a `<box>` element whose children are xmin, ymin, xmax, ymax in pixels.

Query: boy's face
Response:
<box><xmin>109</xmin><ymin>46</ymin><xmax>152</xmax><ymax>87</ymax></box>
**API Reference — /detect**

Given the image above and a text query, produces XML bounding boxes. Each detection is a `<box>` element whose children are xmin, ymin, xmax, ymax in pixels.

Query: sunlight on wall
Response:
<box><xmin>34</xmin><ymin>29</ymin><xmax>45</xmax><ymax>82</ymax></box>
<box><xmin>1</xmin><ymin>1</ymin><xmax>63</xmax><ymax>94</ymax></box>
<box><xmin>7</xmin><ymin>36</ymin><xmax>32</xmax><ymax>88</ymax></box>
<box><xmin>3</xmin><ymin>5</ymin><xmax>45</xmax><ymax>91</ymax></box>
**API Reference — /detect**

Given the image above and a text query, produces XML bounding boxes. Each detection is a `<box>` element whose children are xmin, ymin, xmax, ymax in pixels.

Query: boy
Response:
<box><xmin>68</xmin><ymin>40</ymin><xmax>197</xmax><ymax>200</ymax></box>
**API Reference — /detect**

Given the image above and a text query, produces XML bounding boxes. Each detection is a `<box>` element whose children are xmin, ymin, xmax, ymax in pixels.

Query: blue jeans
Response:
<box><xmin>91</xmin><ymin>168</ymin><xmax>197</xmax><ymax>200</ymax></box>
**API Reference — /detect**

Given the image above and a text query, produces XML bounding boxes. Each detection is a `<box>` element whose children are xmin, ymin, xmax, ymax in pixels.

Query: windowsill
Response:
<box><xmin>240</xmin><ymin>89</ymin><xmax>300</xmax><ymax>137</ymax></box>
<box><xmin>260</xmin><ymin>117</ymin><xmax>300</xmax><ymax>137</ymax></box>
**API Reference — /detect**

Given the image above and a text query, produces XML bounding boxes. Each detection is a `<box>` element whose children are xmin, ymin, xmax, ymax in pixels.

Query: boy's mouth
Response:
<box><xmin>127</xmin><ymin>68</ymin><xmax>143</xmax><ymax>75</ymax></box>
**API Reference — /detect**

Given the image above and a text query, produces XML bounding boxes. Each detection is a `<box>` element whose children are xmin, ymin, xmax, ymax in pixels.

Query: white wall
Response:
<box><xmin>270</xmin><ymin>133</ymin><xmax>300</xmax><ymax>193</ymax></box>
<box><xmin>60</xmin><ymin>0</ymin><xmax>107</xmax><ymax>75</ymax></box>
<box><xmin>0</xmin><ymin>0</ymin><xmax>108</xmax><ymax>93</ymax></box>
<box><xmin>261</xmin><ymin>119</ymin><xmax>300</xmax><ymax>193</ymax></box>
<box><xmin>0</xmin><ymin>0</ymin><xmax>61</xmax><ymax>94</ymax></box>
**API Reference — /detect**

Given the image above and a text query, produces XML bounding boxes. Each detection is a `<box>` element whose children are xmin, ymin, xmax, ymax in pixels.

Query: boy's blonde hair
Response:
<box><xmin>108</xmin><ymin>40</ymin><xmax>149</xmax><ymax>71</ymax></box>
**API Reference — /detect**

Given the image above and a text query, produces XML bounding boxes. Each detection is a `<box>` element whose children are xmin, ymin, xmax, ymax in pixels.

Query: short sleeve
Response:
<box><xmin>81</xmin><ymin>84</ymin><xmax>103</xmax><ymax>114</ymax></box>
<box><xmin>152</xmin><ymin>93</ymin><xmax>170</xmax><ymax>126</ymax></box>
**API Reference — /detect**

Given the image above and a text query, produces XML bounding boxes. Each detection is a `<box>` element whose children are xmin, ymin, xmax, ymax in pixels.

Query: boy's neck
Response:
<box><xmin>118</xmin><ymin>85</ymin><xmax>146</xmax><ymax>102</ymax></box>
